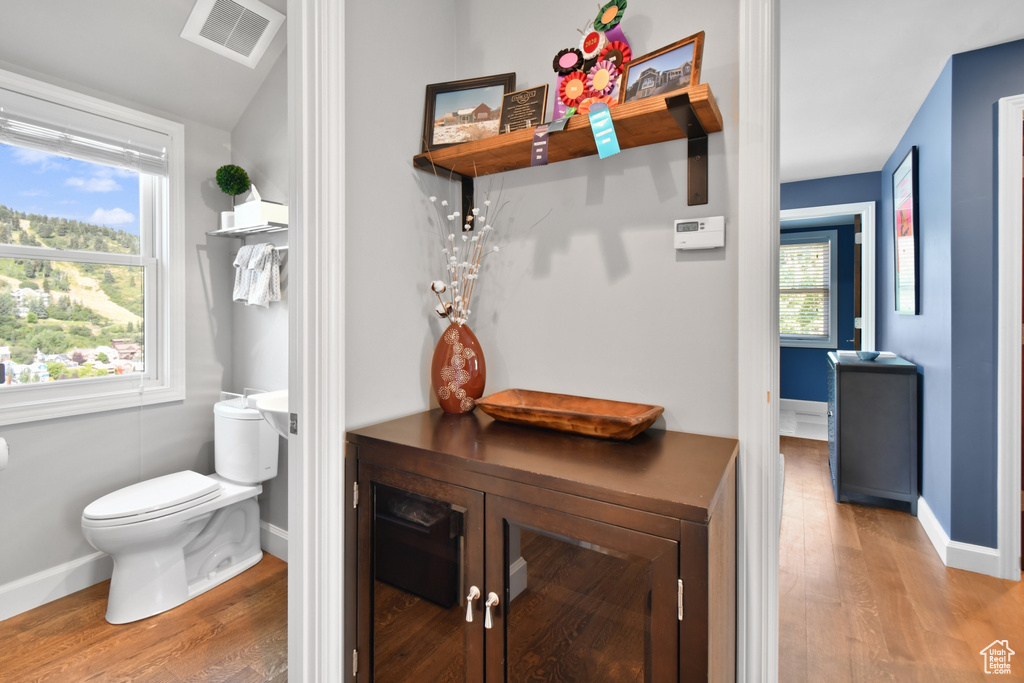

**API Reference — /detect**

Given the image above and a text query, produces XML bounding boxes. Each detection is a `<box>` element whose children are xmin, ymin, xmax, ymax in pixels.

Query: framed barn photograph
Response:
<box><xmin>421</xmin><ymin>73</ymin><xmax>516</xmax><ymax>152</ymax></box>
<box><xmin>619</xmin><ymin>32</ymin><xmax>704</xmax><ymax>104</ymax></box>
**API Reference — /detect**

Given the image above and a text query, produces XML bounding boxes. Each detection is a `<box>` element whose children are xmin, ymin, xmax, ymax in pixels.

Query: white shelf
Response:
<box><xmin>207</xmin><ymin>223</ymin><xmax>287</xmax><ymax>237</ymax></box>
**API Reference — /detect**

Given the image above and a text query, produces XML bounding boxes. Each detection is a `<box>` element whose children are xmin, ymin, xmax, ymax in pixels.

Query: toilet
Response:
<box><xmin>81</xmin><ymin>394</ymin><xmax>279</xmax><ymax>624</ymax></box>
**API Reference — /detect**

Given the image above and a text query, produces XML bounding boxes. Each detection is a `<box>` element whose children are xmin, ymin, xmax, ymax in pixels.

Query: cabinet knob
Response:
<box><xmin>484</xmin><ymin>591</ymin><xmax>500</xmax><ymax>629</ymax></box>
<box><xmin>465</xmin><ymin>585</ymin><xmax>481</xmax><ymax>623</ymax></box>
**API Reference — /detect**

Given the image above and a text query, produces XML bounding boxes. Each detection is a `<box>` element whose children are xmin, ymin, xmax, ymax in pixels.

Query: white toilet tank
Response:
<box><xmin>214</xmin><ymin>396</ymin><xmax>279</xmax><ymax>484</ymax></box>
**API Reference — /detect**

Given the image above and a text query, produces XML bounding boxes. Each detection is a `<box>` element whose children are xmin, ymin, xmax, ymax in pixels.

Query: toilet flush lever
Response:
<box><xmin>484</xmin><ymin>591</ymin><xmax>499</xmax><ymax>629</ymax></box>
<box><xmin>465</xmin><ymin>585</ymin><xmax>480</xmax><ymax>622</ymax></box>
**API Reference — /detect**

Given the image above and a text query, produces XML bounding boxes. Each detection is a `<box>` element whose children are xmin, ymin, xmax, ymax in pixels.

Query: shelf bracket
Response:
<box><xmin>666</xmin><ymin>92</ymin><xmax>709</xmax><ymax>206</ymax></box>
<box><xmin>412</xmin><ymin>154</ymin><xmax>475</xmax><ymax>226</ymax></box>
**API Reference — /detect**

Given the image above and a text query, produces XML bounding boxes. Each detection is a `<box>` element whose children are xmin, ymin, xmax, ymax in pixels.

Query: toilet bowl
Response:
<box><xmin>81</xmin><ymin>394</ymin><xmax>280</xmax><ymax>624</ymax></box>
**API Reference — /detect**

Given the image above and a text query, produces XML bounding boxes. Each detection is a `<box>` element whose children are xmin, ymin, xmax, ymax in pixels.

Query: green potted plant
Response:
<box><xmin>215</xmin><ymin>164</ymin><xmax>250</xmax><ymax>230</ymax></box>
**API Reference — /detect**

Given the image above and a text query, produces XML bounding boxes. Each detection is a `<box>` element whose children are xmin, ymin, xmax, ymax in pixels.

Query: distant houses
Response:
<box><xmin>10</xmin><ymin>287</ymin><xmax>50</xmax><ymax>318</ymax></box>
<box><xmin>0</xmin><ymin>341</ymin><xmax>142</xmax><ymax>385</ymax></box>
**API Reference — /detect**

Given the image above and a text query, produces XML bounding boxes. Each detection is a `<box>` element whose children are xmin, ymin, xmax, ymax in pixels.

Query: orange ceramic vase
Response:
<box><xmin>431</xmin><ymin>323</ymin><xmax>486</xmax><ymax>413</ymax></box>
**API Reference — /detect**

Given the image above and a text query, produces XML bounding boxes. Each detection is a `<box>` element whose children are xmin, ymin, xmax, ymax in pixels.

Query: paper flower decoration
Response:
<box><xmin>594</xmin><ymin>0</ymin><xmax>627</xmax><ymax>32</ymax></box>
<box><xmin>577</xmin><ymin>96</ymin><xmax>615</xmax><ymax>115</ymax></box>
<box><xmin>599</xmin><ymin>40</ymin><xmax>632</xmax><ymax>68</ymax></box>
<box><xmin>559</xmin><ymin>71</ymin><xmax>589</xmax><ymax>107</ymax></box>
<box><xmin>579</xmin><ymin>30</ymin><xmax>607</xmax><ymax>60</ymax></box>
<box><xmin>552</xmin><ymin>47</ymin><xmax>585</xmax><ymax>75</ymax></box>
<box><xmin>587</xmin><ymin>60</ymin><xmax>618</xmax><ymax>97</ymax></box>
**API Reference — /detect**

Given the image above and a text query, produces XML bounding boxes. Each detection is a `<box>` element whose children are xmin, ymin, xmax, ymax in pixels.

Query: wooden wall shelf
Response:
<box><xmin>413</xmin><ymin>83</ymin><xmax>723</xmax><ymax>207</ymax></box>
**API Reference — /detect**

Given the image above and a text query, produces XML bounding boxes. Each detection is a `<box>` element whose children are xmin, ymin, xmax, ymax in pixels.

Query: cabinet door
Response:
<box><xmin>485</xmin><ymin>495</ymin><xmax>679</xmax><ymax>682</ymax></box>
<box><xmin>358</xmin><ymin>463</ymin><xmax>485</xmax><ymax>682</ymax></box>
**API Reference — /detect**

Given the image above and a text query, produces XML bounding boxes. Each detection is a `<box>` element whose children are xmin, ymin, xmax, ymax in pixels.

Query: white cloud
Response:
<box><xmin>65</xmin><ymin>176</ymin><xmax>121</xmax><ymax>192</ymax></box>
<box><xmin>89</xmin><ymin>208</ymin><xmax>135</xmax><ymax>225</ymax></box>
<box><xmin>12</xmin><ymin>147</ymin><xmax>64</xmax><ymax>171</ymax></box>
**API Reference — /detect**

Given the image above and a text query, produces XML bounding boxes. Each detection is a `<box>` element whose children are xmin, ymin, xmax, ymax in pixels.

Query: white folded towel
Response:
<box><xmin>246</xmin><ymin>243</ymin><xmax>281</xmax><ymax>307</ymax></box>
<box><xmin>232</xmin><ymin>244</ymin><xmax>256</xmax><ymax>302</ymax></box>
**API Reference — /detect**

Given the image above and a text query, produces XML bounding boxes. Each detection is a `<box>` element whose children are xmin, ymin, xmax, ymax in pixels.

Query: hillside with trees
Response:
<box><xmin>0</xmin><ymin>203</ymin><xmax>143</xmax><ymax>369</ymax></box>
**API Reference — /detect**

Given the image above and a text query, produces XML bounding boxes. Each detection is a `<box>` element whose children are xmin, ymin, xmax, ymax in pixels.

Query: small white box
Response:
<box><xmin>234</xmin><ymin>199</ymin><xmax>288</xmax><ymax>229</ymax></box>
<box><xmin>674</xmin><ymin>216</ymin><xmax>725</xmax><ymax>250</ymax></box>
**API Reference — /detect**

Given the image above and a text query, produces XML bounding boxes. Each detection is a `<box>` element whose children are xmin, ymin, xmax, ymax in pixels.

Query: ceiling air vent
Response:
<box><xmin>181</xmin><ymin>0</ymin><xmax>285</xmax><ymax>69</ymax></box>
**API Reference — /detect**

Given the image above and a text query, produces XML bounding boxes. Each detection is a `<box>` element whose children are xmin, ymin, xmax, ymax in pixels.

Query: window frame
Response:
<box><xmin>0</xmin><ymin>68</ymin><xmax>185</xmax><ymax>425</ymax></box>
<box><xmin>779</xmin><ymin>229</ymin><xmax>838</xmax><ymax>349</ymax></box>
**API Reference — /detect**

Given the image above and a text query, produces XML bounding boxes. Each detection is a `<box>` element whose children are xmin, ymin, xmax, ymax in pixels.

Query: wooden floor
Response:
<box><xmin>779</xmin><ymin>437</ymin><xmax>1024</xmax><ymax>682</ymax></box>
<box><xmin>0</xmin><ymin>554</ymin><xmax>287</xmax><ymax>682</ymax></box>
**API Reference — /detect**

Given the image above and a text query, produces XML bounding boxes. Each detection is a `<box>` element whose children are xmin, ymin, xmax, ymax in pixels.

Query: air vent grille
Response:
<box><xmin>199</xmin><ymin>0</ymin><xmax>270</xmax><ymax>58</ymax></box>
<box><xmin>181</xmin><ymin>0</ymin><xmax>284</xmax><ymax>69</ymax></box>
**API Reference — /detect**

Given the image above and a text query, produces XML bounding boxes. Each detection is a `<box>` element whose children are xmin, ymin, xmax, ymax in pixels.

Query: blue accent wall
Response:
<box><xmin>878</xmin><ymin>60</ymin><xmax>954</xmax><ymax>539</ymax></box>
<box><xmin>947</xmin><ymin>40</ymin><xmax>1024</xmax><ymax>546</ymax></box>
<box><xmin>778</xmin><ymin>173</ymin><xmax>881</xmax><ymax>403</ymax></box>
<box><xmin>781</xmin><ymin>172</ymin><xmax>881</xmax><ymax>211</ymax></box>
<box><xmin>878</xmin><ymin>39</ymin><xmax>1024</xmax><ymax>548</ymax></box>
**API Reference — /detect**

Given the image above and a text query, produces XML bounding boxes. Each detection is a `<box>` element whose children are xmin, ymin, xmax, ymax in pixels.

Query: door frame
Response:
<box><xmin>996</xmin><ymin>93</ymin><xmax>1023</xmax><ymax>581</ymax></box>
<box><xmin>779</xmin><ymin>202</ymin><xmax>877</xmax><ymax>351</ymax></box>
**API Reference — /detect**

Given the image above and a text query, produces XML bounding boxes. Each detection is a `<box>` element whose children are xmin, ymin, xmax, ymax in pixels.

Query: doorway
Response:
<box><xmin>778</xmin><ymin>202</ymin><xmax>875</xmax><ymax>440</ymax></box>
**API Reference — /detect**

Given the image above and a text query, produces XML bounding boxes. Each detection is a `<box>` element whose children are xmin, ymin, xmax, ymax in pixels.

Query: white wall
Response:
<box><xmin>345</xmin><ymin>0</ymin><xmax>459</xmax><ymax>428</ymax></box>
<box><xmin>0</xmin><ymin>68</ymin><xmax>234</xmax><ymax>589</ymax></box>
<box><xmin>346</xmin><ymin>0</ymin><xmax>739</xmax><ymax>436</ymax></box>
<box><xmin>230</xmin><ymin>53</ymin><xmax>290</xmax><ymax>533</ymax></box>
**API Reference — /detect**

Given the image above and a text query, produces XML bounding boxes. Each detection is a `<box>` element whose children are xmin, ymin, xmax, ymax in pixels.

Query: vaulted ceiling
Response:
<box><xmin>0</xmin><ymin>0</ymin><xmax>286</xmax><ymax>133</ymax></box>
<box><xmin>781</xmin><ymin>0</ymin><xmax>1024</xmax><ymax>182</ymax></box>
<box><xmin>1</xmin><ymin>1</ymin><xmax>1022</xmax><ymax>182</ymax></box>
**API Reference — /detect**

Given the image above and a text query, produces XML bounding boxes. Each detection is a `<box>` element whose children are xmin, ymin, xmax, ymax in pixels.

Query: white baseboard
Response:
<box><xmin>779</xmin><ymin>399</ymin><xmax>829</xmax><ymax>441</ymax></box>
<box><xmin>917</xmin><ymin>496</ymin><xmax>1001</xmax><ymax>577</ymax></box>
<box><xmin>780</xmin><ymin>398</ymin><xmax>828</xmax><ymax>422</ymax></box>
<box><xmin>260</xmin><ymin>520</ymin><xmax>288</xmax><ymax>562</ymax></box>
<box><xmin>0</xmin><ymin>551</ymin><xmax>112</xmax><ymax>622</ymax></box>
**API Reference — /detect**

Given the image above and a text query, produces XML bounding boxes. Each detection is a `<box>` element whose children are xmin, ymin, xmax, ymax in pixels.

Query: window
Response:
<box><xmin>0</xmin><ymin>68</ymin><xmax>184</xmax><ymax>425</ymax></box>
<box><xmin>779</xmin><ymin>230</ymin><xmax>838</xmax><ymax>348</ymax></box>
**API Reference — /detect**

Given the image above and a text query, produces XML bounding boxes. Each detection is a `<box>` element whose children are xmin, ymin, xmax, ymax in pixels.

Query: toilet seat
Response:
<box><xmin>82</xmin><ymin>471</ymin><xmax>221</xmax><ymax>528</ymax></box>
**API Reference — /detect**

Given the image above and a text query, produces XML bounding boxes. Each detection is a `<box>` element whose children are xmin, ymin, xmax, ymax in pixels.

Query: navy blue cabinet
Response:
<box><xmin>826</xmin><ymin>352</ymin><xmax>919</xmax><ymax>514</ymax></box>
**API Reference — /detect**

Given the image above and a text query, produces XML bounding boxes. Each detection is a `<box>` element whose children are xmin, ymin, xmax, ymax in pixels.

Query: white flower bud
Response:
<box><xmin>430</xmin><ymin>196</ymin><xmax>437</xmax><ymax>202</ymax></box>
<box><xmin>441</xmin><ymin>200</ymin><xmax>448</xmax><ymax>206</ymax></box>
<box><xmin>472</xmin><ymin>208</ymin><xmax>480</xmax><ymax>215</ymax></box>
<box><xmin>430</xmin><ymin>280</ymin><xmax>447</xmax><ymax>293</ymax></box>
<box><xmin>493</xmin><ymin>246</ymin><xmax>500</xmax><ymax>253</ymax></box>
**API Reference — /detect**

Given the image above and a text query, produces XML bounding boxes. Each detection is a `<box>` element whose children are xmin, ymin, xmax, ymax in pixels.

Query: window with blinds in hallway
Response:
<box><xmin>779</xmin><ymin>229</ymin><xmax>837</xmax><ymax>348</ymax></box>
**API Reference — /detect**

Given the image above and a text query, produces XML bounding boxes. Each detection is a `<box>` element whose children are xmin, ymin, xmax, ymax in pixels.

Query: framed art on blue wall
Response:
<box><xmin>892</xmin><ymin>146</ymin><xmax>919</xmax><ymax>315</ymax></box>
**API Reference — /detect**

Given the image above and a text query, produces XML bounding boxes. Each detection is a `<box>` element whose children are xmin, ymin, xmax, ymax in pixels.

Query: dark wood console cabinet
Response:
<box><xmin>826</xmin><ymin>351</ymin><xmax>919</xmax><ymax>514</ymax></box>
<box><xmin>346</xmin><ymin>409</ymin><xmax>737</xmax><ymax>682</ymax></box>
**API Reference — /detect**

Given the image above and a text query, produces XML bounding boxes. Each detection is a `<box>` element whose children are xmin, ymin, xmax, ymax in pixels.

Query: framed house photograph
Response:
<box><xmin>619</xmin><ymin>31</ymin><xmax>704</xmax><ymax>104</ymax></box>
<box><xmin>892</xmin><ymin>146</ymin><xmax>919</xmax><ymax>315</ymax></box>
<box><xmin>421</xmin><ymin>73</ymin><xmax>516</xmax><ymax>152</ymax></box>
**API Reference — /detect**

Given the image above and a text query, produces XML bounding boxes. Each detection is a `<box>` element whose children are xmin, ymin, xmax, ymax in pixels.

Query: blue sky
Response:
<box><xmin>0</xmin><ymin>143</ymin><xmax>140</xmax><ymax>235</ymax></box>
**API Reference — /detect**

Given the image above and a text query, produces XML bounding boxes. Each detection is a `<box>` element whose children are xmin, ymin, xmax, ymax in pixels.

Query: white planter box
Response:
<box><xmin>234</xmin><ymin>199</ymin><xmax>288</xmax><ymax>229</ymax></box>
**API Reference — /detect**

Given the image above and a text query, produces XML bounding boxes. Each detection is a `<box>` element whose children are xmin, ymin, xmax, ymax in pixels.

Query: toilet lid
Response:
<box><xmin>83</xmin><ymin>471</ymin><xmax>220</xmax><ymax>521</ymax></box>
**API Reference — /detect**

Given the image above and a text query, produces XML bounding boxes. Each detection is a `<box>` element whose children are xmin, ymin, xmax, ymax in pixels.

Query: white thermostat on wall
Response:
<box><xmin>674</xmin><ymin>216</ymin><xmax>725</xmax><ymax>250</ymax></box>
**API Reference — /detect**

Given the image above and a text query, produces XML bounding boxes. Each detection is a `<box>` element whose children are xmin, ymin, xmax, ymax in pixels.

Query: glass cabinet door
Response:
<box><xmin>484</xmin><ymin>496</ymin><xmax>679</xmax><ymax>682</ymax></box>
<box><xmin>357</xmin><ymin>463</ymin><xmax>484</xmax><ymax>682</ymax></box>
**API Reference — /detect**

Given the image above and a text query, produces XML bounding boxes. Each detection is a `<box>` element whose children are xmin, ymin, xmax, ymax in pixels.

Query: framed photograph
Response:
<box><xmin>892</xmin><ymin>146</ymin><xmax>919</xmax><ymax>315</ymax></box>
<box><xmin>421</xmin><ymin>73</ymin><xmax>516</xmax><ymax>152</ymax></box>
<box><xmin>619</xmin><ymin>31</ymin><xmax>705</xmax><ymax>104</ymax></box>
<box><xmin>498</xmin><ymin>85</ymin><xmax>548</xmax><ymax>134</ymax></box>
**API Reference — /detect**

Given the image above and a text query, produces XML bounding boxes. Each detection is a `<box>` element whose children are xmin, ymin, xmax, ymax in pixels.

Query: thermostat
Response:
<box><xmin>674</xmin><ymin>216</ymin><xmax>725</xmax><ymax>250</ymax></box>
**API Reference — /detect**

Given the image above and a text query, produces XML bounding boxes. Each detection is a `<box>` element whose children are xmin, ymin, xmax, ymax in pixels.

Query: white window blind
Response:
<box><xmin>780</xmin><ymin>230</ymin><xmax>838</xmax><ymax>347</ymax></box>
<box><xmin>0</xmin><ymin>86</ymin><xmax>168</xmax><ymax>176</ymax></box>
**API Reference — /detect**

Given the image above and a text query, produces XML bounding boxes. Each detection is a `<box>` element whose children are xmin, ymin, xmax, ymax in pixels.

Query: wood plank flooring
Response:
<box><xmin>779</xmin><ymin>436</ymin><xmax>1024</xmax><ymax>682</ymax></box>
<box><xmin>0</xmin><ymin>554</ymin><xmax>287</xmax><ymax>682</ymax></box>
